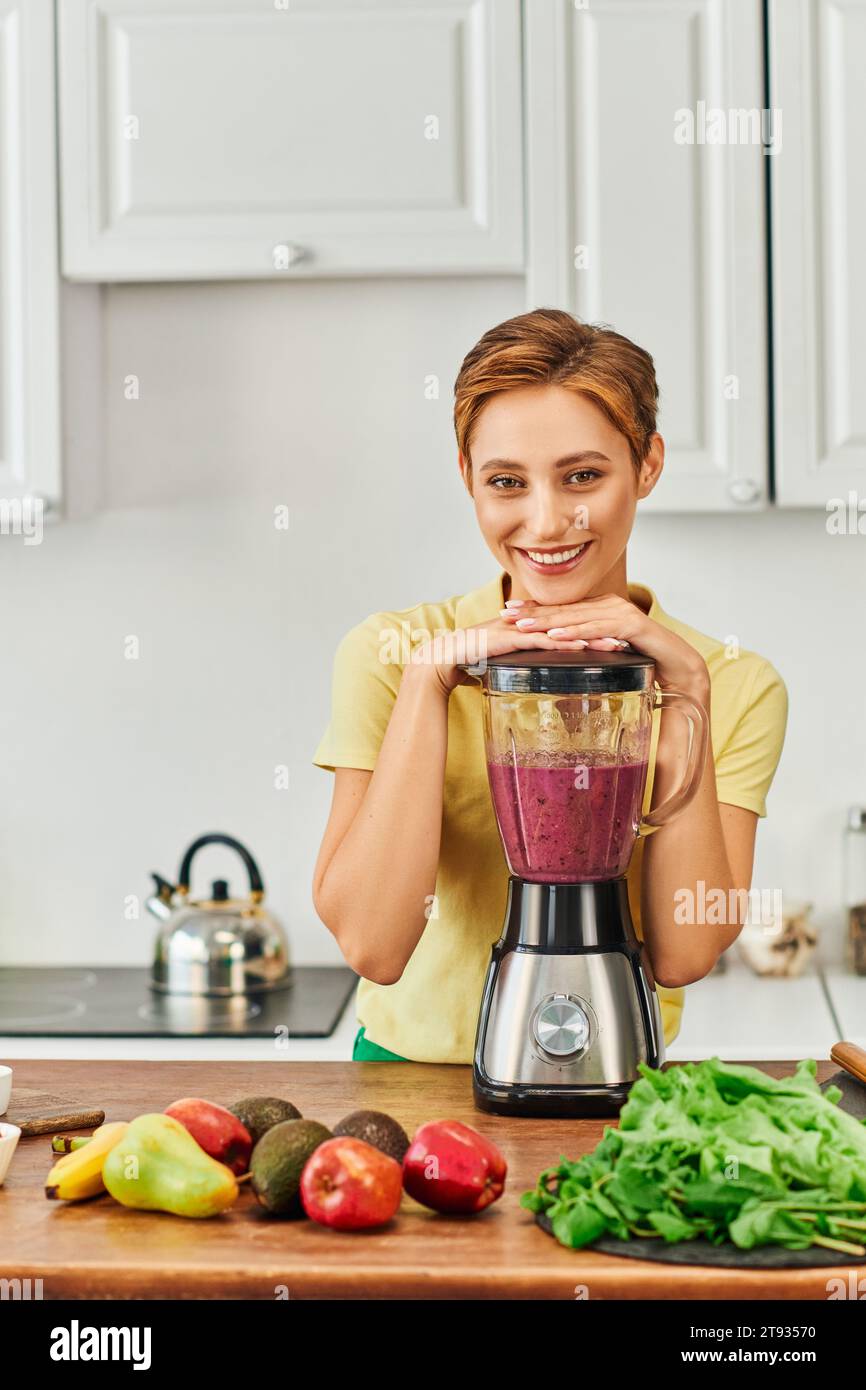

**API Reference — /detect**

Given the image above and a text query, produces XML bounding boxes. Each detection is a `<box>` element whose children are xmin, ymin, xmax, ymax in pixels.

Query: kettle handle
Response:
<box><xmin>176</xmin><ymin>833</ymin><xmax>265</xmax><ymax>901</ymax></box>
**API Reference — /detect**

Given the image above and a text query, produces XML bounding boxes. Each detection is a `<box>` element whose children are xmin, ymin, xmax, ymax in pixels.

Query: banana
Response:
<box><xmin>45</xmin><ymin>1121</ymin><xmax>129</xmax><ymax>1201</ymax></box>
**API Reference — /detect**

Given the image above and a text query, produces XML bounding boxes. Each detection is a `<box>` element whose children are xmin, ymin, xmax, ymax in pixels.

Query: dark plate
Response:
<box><xmin>534</xmin><ymin>1070</ymin><xmax>866</xmax><ymax>1267</ymax></box>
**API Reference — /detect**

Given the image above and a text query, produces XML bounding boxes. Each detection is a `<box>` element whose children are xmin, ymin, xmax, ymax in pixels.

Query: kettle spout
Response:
<box><xmin>146</xmin><ymin>872</ymin><xmax>175</xmax><ymax>921</ymax></box>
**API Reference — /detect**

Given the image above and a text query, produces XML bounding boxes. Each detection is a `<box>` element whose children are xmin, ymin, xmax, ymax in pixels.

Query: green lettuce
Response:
<box><xmin>521</xmin><ymin>1057</ymin><xmax>866</xmax><ymax>1255</ymax></box>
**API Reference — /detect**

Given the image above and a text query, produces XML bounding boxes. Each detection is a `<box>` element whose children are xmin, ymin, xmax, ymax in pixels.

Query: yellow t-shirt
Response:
<box><xmin>313</xmin><ymin>572</ymin><xmax>788</xmax><ymax>1063</ymax></box>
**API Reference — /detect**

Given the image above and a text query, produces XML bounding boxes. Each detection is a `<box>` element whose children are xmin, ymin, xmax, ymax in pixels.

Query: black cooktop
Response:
<box><xmin>0</xmin><ymin>966</ymin><xmax>357</xmax><ymax>1038</ymax></box>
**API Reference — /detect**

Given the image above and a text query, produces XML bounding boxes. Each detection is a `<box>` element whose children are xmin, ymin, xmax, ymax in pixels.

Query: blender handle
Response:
<box><xmin>638</xmin><ymin>689</ymin><xmax>709</xmax><ymax>833</ymax></box>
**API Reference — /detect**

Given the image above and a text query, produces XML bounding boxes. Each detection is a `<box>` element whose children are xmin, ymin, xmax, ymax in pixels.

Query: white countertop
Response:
<box><xmin>0</xmin><ymin>959</ymin><xmax>852</xmax><ymax>1064</ymax></box>
<box><xmin>818</xmin><ymin>967</ymin><xmax>866</xmax><ymax>1049</ymax></box>
<box><xmin>666</xmin><ymin>958</ymin><xmax>840</xmax><ymax>1061</ymax></box>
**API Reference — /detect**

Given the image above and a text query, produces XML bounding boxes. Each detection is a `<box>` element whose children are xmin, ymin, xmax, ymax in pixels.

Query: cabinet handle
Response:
<box><xmin>728</xmin><ymin>478</ymin><xmax>761</xmax><ymax>505</ymax></box>
<box><xmin>273</xmin><ymin>243</ymin><xmax>309</xmax><ymax>270</ymax></box>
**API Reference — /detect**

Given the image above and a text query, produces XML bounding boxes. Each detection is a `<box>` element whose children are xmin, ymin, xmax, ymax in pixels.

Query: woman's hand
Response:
<box><xmin>408</xmin><ymin>616</ymin><xmax>602</xmax><ymax>697</ymax></box>
<box><xmin>500</xmin><ymin>593</ymin><xmax>709</xmax><ymax>693</ymax></box>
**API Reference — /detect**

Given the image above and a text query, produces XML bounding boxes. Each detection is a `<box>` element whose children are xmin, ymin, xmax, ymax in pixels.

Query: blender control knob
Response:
<box><xmin>532</xmin><ymin>994</ymin><xmax>590</xmax><ymax>1058</ymax></box>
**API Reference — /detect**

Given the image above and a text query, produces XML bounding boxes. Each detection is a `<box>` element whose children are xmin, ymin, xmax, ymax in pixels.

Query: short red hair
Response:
<box><xmin>453</xmin><ymin>308</ymin><xmax>659</xmax><ymax>475</ymax></box>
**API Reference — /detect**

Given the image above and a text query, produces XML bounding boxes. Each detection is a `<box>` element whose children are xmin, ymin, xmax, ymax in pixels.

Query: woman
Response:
<box><xmin>312</xmin><ymin>309</ymin><xmax>788</xmax><ymax>1063</ymax></box>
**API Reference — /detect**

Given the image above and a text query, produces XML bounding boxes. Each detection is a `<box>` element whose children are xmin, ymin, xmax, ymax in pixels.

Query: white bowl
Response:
<box><xmin>0</xmin><ymin>1065</ymin><xmax>11</xmax><ymax>1116</ymax></box>
<box><xmin>0</xmin><ymin>1123</ymin><xmax>21</xmax><ymax>1185</ymax></box>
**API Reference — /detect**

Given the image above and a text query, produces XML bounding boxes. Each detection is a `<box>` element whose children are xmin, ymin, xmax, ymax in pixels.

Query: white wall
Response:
<box><xmin>1</xmin><ymin>276</ymin><xmax>861</xmax><ymax>968</ymax></box>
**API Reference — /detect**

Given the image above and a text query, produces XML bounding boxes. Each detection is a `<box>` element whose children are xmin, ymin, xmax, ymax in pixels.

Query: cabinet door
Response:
<box><xmin>770</xmin><ymin>0</ymin><xmax>866</xmax><ymax>507</ymax></box>
<box><xmin>0</xmin><ymin>0</ymin><xmax>60</xmax><ymax>508</ymax></box>
<box><xmin>525</xmin><ymin>0</ymin><xmax>769</xmax><ymax>513</ymax></box>
<box><xmin>58</xmin><ymin>0</ymin><xmax>523</xmax><ymax>280</ymax></box>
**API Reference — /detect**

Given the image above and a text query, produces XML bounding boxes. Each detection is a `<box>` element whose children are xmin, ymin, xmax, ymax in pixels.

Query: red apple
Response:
<box><xmin>300</xmin><ymin>1137</ymin><xmax>403</xmax><ymax>1230</ymax></box>
<box><xmin>164</xmin><ymin>1097</ymin><xmax>252</xmax><ymax>1175</ymax></box>
<box><xmin>402</xmin><ymin>1120</ymin><xmax>506</xmax><ymax>1213</ymax></box>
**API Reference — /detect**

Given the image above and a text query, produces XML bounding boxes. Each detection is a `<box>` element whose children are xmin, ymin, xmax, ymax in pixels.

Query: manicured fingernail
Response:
<box><xmin>504</xmin><ymin>599</ymin><xmax>525</xmax><ymax>608</ymax></box>
<box><xmin>499</xmin><ymin>608</ymin><xmax>516</xmax><ymax>618</ymax></box>
<box><xmin>515</xmin><ymin>617</ymin><xmax>537</xmax><ymax>628</ymax></box>
<box><xmin>547</xmin><ymin>627</ymin><xmax>572</xmax><ymax>637</ymax></box>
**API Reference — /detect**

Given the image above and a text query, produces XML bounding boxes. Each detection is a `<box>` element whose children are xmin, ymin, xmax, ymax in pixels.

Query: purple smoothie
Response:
<box><xmin>486</xmin><ymin>754</ymin><xmax>649</xmax><ymax>883</ymax></box>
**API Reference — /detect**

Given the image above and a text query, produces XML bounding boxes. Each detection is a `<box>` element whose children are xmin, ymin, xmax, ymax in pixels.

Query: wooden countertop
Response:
<box><xmin>0</xmin><ymin>1058</ymin><xmax>854</xmax><ymax>1300</ymax></box>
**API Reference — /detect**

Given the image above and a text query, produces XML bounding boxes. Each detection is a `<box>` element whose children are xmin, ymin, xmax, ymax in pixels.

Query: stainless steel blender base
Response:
<box><xmin>473</xmin><ymin>879</ymin><xmax>665</xmax><ymax>1118</ymax></box>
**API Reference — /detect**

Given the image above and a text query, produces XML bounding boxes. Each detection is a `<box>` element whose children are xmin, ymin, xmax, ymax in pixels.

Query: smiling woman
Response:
<box><xmin>311</xmin><ymin>309</ymin><xmax>788</xmax><ymax>1066</ymax></box>
<box><xmin>454</xmin><ymin>310</ymin><xmax>664</xmax><ymax>616</ymax></box>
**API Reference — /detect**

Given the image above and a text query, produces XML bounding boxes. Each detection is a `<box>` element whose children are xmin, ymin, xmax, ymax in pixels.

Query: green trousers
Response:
<box><xmin>352</xmin><ymin>1025</ymin><xmax>407</xmax><ymax>1061</ymax></box>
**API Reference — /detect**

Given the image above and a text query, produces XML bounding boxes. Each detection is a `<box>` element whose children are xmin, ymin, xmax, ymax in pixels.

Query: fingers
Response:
<box><xmin>491</xmin><ymin>626</ymin><xmax>587</xmax><ymax>655</ymax></box>
<box><xmin>512</xmin><ymin>615</ymin><xmax>625</xmax><ymax>642</ymax></box>
<box><xmin>549</xmin><ymin>632</ymin><xmax>629</xmax><ymax>649</ymax></box>
<box><xmin>500</xmin><ymin>597</ymin><xmax>626</xmax><ymax>629</ymax></box>
<box><xmin>490</xmin><ymin>620</ymin><xmax>625</xmax><ymax>657</ymax></box>
<box><xmin>512</xmin><ymin>629</ymin><xmax>589</xmax><ymax>651</ymax></box>
<box><xmin>507</xmin><ymin>614</ymin><xmax>630</xmax><ymax>646</ymax></box>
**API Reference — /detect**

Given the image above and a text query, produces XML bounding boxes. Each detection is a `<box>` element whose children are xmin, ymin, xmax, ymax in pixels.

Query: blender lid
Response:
<box><xmin>462</xmin><ymin>647</ymin><xmax>655</xmax><ymax>694</ymax></box>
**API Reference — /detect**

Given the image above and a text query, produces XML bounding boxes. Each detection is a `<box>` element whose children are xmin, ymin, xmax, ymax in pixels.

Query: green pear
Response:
<box><xmin>102</xmin><ymin>1113</ymin><xmax>238</xmax><ymax>1218</ymax></box>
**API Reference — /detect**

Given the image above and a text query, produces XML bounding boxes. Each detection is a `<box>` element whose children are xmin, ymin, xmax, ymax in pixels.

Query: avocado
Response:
<box><xmin>227</xmin><ymin>1096</ymin><xmax>302</xmax><ymax>1149</ymax></box>
<box><xmin>332</xmin><ymin>1109</ymin><xmax>410</xmax><ymax>1164</ymax></box>
<box><xmin>249</xmin><ymin>1118</ymin><xmax>332</xmax><ymax>1217</ymax></box>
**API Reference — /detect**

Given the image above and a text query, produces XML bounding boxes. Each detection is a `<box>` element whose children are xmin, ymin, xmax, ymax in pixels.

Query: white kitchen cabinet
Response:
<box><xmin>524</xmin><ymin>0</ymin><xmax>769</xmax><ymax>513</ymax></box>
<box><xmin>769</xmin><ymin>0</ymin><xmax>866</xmax><ymax>508</ymax></box>
<box><xmin>0</xmin><ymin>0</ymin><xmax>61</xmax><ymax>509</ymax></box>
<box><xmin>58</xmin><ymin>0</ymin><xmax>524</xmax><ymax>281</ymax></box>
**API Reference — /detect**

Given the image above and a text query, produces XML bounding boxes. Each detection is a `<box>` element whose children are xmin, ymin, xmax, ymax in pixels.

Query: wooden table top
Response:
<box><xmin>0</xmin><ymin>1057</ymin><xmax>855</xmax><ymax>1300</ymax></box>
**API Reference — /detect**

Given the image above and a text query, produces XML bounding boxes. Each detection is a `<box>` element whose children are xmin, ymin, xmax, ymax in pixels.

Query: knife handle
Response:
<box><xmin>830</xmin><ymin>1041</ymin><xmax>866</xmax><ymax>1084</ymax></box>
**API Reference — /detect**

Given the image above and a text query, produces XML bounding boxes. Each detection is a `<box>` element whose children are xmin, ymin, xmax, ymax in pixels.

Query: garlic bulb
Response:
<box><xmin>737</xmin><ymin>900</ymin><xmax>817</xmax><ymax>977</ymax></box>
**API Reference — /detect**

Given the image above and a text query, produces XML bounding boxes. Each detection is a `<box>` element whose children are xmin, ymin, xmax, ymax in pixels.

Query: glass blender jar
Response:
<box><xmin>465</xmin><ymin>646</ymin><xmax>708</xmax><ymax>1117</ymax></box>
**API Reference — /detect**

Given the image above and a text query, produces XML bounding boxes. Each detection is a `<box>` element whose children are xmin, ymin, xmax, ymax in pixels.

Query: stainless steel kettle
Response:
<box><xmin>146</xmin><ymin>833</ymin><xmax>290</xmax><ymax>997</ymax></box>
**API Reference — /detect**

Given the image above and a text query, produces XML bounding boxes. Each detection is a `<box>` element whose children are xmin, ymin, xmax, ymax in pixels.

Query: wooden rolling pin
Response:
<box><xmin>830</xmin><ymin>1041</ymin><xmax>866</xmax><ymax>1085</ymax></box>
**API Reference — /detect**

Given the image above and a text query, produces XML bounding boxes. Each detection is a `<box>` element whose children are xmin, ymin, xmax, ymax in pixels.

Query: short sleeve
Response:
<box><xmin>312</xmin><ymin>614</ymin><xmax>402</xmax><ymax>773</ymax></box>
<box><xmin>713</xmin><ymin>659</ymin><xmax>788</xmax><ymax>818</ymax></box>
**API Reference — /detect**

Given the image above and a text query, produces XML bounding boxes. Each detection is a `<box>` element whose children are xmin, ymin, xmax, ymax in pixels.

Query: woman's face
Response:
<box><xmin>460</xmin><ymin>384</ymin><xmax>663</xmax><ymax>599</ymax></box>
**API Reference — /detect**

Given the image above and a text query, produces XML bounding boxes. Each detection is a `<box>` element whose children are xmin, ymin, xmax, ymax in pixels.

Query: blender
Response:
<box><xmin>462</xmin><ymin>646</ymin><xmax>708</xmax><ymax>1117</ymax></box>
